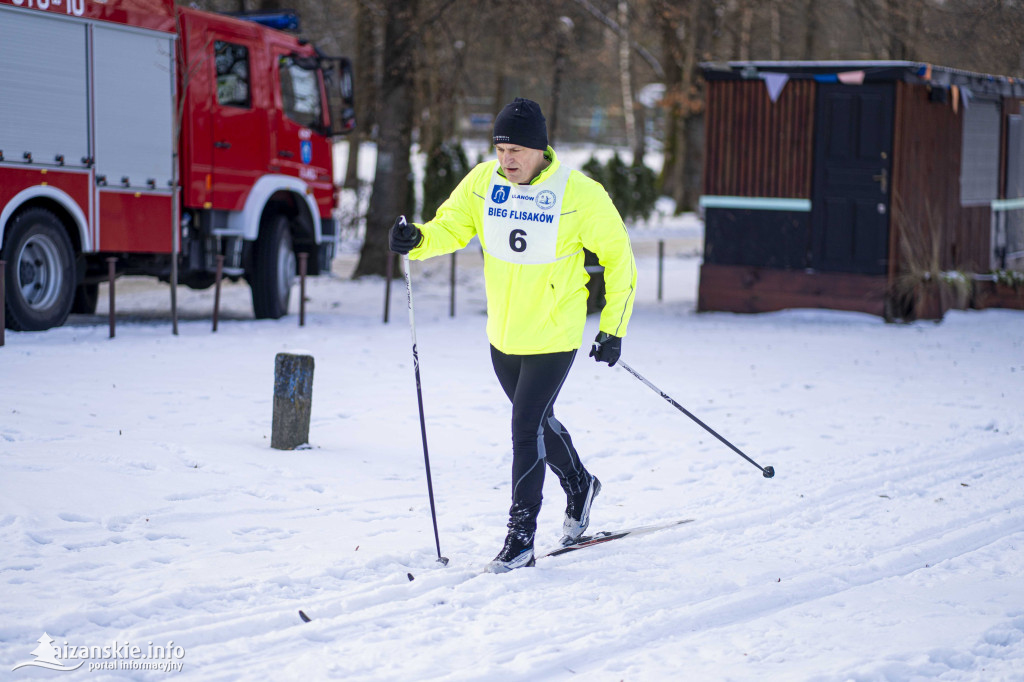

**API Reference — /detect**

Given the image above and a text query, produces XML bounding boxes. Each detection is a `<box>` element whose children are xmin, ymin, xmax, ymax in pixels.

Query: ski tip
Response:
<box><xmin>298</xmin><ymin>610</ymin><xmax>311</xmax><ymax>623</ymax></box>
<box><xmin>407</xmin><ymin>572</ymin><xmax>415</xmax><ymax>581</ymax></box>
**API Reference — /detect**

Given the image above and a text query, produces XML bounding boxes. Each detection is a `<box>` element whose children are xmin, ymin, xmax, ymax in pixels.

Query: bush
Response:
<box><xmin>422</xmin><ymin>141</ymin><xmax>470</xmax><ymax>222</ymax></box>
<box><xmin>581</xmin><ymin>153</ymin><xmax>656</xmax><ymax>223</ymax></box>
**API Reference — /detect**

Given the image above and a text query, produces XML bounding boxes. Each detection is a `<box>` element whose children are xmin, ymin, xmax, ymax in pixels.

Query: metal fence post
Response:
<box><xmin>212</xmin><ymin>254</ymin><xmax>224</xmax><ymax>332</ymax></box>
<box><xmin>106</xmin><ymin>257</ymin><xmax>117</xmax><ymax>338</ymax></box>
<box><xmin>298</xmin><ymin>252</ymin><xmax>308</xmax><ymax>327</ymax></box>
<box><xmin>0</xmin><ymin>260</ymin><xmax>5</xmax><ymax>346</ymax></box>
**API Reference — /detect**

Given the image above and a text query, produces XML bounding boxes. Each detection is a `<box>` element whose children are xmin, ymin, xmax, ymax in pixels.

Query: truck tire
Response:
<box><xmin>251</xmin><ymin>212</ymin><xmax>295</xmax><ymax>319</ymax></box>
<box><xmin>2</xmin><ymin>208</ymin><xmax>77</xmax><ymax>331</ymax></box>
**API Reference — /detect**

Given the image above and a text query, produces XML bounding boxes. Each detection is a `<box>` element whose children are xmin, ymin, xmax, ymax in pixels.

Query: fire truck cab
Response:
<box><xmin>0</xmin><ymin>0</ymin><xmax>354</xmax><ymax>331</ymax></box>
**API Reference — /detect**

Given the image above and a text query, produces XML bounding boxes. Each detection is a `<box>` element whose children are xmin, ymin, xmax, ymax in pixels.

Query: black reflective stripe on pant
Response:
<box><xmin>490</xmin><ymin>346</ymin><xmax>589</xmax><ymax>537</ymax></box>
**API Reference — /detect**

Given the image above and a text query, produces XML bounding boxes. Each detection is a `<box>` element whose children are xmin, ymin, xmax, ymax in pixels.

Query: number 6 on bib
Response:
<box><xmin>509</xmin><ymin>229</ymin><xmax>528</xmax><ymax>253</ymax></box>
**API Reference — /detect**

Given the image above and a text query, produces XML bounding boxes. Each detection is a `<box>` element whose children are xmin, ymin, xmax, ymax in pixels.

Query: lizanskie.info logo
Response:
<box><xmin>12</xmin><ymin>633</ymin><xmax>185</xmax><ymax>674</ymax></box>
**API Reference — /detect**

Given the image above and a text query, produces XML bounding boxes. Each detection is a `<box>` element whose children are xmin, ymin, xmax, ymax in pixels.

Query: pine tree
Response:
<box><xmin>29</xmin><ymin>633</ymin><xmax>60</xmax><ymax>665</ymax></box>
<box><xmin>422</xmin><ymin>142</ymin><xmax>470</xmax><ymax>222</ymax></box>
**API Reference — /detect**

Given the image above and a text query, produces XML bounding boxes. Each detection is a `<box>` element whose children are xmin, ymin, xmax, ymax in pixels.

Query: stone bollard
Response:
<box><xmin>271</xmin><ymin>352</ymin><xmax>314</xmax><ymax>450</ymax></box>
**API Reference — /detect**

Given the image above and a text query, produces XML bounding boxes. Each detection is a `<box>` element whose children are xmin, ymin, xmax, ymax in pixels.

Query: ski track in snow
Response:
<box><xmin>3</xmin><ymin>233</ymin><xmax>1024</xmax><ymax>680</ymax></box>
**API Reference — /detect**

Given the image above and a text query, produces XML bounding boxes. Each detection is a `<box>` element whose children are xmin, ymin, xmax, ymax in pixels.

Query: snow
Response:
<box><xmin>4</xmin><ymin>149</ymin><xmax>1024</xmax><ymax>680</ymax></box>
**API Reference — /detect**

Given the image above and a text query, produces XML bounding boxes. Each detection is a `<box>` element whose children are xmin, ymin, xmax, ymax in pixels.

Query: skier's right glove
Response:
<box><xmin>389</xmin><ymin>215</ymin><xmax>422</xmax><ymax>254</ymax></box>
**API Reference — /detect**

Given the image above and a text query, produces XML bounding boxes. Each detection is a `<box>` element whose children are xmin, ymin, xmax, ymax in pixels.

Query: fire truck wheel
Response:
<box><xmin>251</xmin><ymin>212</ymin><xmax>296</xmax><ymax>319</ymax></box>
<box><xmin>2</xmin><ymin>208</ymin><xmax>77</xmax><ymax>331</ymax></box>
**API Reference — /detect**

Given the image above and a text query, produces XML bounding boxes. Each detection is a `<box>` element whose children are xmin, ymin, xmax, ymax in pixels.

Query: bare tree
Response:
<box><xmin>344</xmin><ymin>1</ymin><xmax>381</xmax><ymax>190</ymax></box>
<box><xmin>653</xmin><ymin>0</ymin><xmax>710</xmax><ymax>212</ymax></box>
<box><xmin>354</xmin><ymin>0</ymin><xmax>418</xmax><ymax>277</ymax></box>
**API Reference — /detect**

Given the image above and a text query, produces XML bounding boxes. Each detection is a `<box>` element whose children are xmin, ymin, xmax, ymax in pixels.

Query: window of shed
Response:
<box><xmin>960</xmin><ymin>98</ymin><xmax>1001</xmax><ymax>206</ymax></box>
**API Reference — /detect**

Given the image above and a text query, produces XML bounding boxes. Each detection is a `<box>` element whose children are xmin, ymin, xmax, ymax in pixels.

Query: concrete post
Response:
<box><xmin>271</xmin><ymin>352</ymin><xmax>314</xmax><ymax>450</ymax></box>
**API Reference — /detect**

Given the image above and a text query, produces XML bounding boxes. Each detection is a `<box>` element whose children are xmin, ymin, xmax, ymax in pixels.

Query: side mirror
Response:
<box><xmin>322</xmin><ymin>57</ymin><xmax>356</xmax><ymax>136</ymax></box>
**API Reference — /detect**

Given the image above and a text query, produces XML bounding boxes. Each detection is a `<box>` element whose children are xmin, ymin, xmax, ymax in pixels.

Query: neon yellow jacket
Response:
<box><xmin>409</xmin><ymin>148</ymin><xmax>636</xmax><ymax>355</ymax></box>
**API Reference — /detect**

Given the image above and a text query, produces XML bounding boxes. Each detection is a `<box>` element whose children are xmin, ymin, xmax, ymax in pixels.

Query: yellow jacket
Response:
<box><xmin>409</xmin><ymin>148</ymin><xmax>636</xmax><ymax>355</ymax></box>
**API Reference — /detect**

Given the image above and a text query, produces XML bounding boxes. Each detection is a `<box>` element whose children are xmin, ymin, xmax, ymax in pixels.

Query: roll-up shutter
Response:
<box><xmin>0</xmin><ymin>10</ymin><xmax>89</xmax><ymax>167</ymax></box>
<box><xmin>92</xmin><ymin>24</ymin><xmax>175</xmax><ymax>189</ymax></box>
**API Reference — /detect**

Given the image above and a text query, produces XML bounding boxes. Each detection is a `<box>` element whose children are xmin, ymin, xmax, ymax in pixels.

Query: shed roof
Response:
<box><xmin>700</xmin><ymin>60</ymin><xmax>1024</xmax><ymax>99</ymax></box>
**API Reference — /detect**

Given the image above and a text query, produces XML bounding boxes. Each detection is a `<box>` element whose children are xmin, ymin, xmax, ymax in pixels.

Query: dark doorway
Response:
<box><xmin>810</xmin><ymin>83</ymin><xmax>895</xmax><ymax>274</ymax></box>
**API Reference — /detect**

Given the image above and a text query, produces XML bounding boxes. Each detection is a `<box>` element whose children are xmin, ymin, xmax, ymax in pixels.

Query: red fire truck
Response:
<box><xmin>0</xmin><ymin>0</ymin><xmax>354</xmax><ymax>331</ymax></box>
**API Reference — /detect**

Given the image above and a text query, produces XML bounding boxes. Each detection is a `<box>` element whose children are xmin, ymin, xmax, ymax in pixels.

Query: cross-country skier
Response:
<box><xmin>390</xmin><ymin>97</ymin><xmax>636</xmax><ymax>572</ymax></box>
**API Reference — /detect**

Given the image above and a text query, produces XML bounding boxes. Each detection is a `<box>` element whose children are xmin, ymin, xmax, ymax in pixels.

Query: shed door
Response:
<box><xmin>810</xmin><ymin>83</ymin><xmax>894</xmax><ymax>274</ymax></box>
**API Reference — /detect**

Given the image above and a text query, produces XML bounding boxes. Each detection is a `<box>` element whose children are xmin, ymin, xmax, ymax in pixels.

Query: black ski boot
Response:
<box><xmin>485</xmin><ymin>529</ymin><xmax>536</xmax><ymax>573</ymax></box>
<box><xmin>486</xmin><ymin>504</ymin><xmax>538</xmax><ymax>573</ymax></box>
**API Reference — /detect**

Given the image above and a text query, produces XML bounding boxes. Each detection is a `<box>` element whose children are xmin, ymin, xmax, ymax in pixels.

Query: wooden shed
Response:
<box><xmin>697</xmin><ymin>60</ymin><xmax>1024</xmax><ymax>319</ymax></box>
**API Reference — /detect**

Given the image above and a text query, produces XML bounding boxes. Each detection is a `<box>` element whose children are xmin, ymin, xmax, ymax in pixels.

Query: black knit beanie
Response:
<box><xmin>492</xmin><ymin>97</ymin><xmax>548</xmax><ymax>150</ymax></box>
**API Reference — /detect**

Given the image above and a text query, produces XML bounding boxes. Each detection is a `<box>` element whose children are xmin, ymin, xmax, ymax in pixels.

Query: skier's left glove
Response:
<box><xmin>589</xmin><ymin>331</ymin><xmax>622</xmax><ymax>367</ymax></box>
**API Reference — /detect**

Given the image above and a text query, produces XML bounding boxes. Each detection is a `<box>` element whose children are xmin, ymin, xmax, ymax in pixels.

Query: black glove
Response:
<box><xmin>389</xmin><ymin>215</ymin><xmax>422</xmax><ymax>254</ymax></box>
<box><xmin>589</xmin><ymin>331</ymin><xmax>622</xmax><ymax>367</ymax></box>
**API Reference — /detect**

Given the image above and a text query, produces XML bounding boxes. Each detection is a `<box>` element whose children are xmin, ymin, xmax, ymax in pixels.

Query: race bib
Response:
<box><xmin>481</xmin><ymin>164</ymin><xmax>571</xmax><ymax>264</ymax></box>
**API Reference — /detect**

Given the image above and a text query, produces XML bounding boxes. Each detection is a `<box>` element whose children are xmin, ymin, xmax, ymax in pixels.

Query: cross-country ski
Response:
<box><xmin>539</xmin><ymin>519</ymin><xmax>695</xmax><ymax>558</ymax></box>
<box><xmin>297</xmin><ymin>519</ymin><xmax>696</xmax><ymax>623</ymax></box>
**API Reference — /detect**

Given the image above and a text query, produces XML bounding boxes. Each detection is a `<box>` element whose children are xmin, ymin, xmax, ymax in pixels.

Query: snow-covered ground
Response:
<box><xmin>3</xmin><ymin>145</ymin><xmax>1024</xmax><ymax>680</ymax></box>
<box><xmin>4</xmin><ymin>238</ymin><xmax>1024</xmax><ymax>680</ymax></box>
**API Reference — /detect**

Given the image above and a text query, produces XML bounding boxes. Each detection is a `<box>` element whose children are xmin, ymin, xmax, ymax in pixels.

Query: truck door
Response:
<box><xmin>210</xmin><ymin>35</ymin><xmax>268</xmax><ymax>211</ymax></box>
<box><xmin>272</xmin><ymin>52</ymin><xmax>330</xmax><ymax>186</ymax></box>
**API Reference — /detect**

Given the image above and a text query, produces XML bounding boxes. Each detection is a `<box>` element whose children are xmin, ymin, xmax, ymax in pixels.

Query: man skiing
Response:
<box><xmin>390</xmin><ymin>97</ymin><xmax>636</xmax><ymax>572</ymax></box>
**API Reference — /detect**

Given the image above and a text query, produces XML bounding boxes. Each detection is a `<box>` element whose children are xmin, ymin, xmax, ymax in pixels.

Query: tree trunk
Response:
<box><xmin>344</xmin><ymin>0</ymin><xmax>377</xmax><ymax>190</ymax></box>
<box><xmin>803</xmin><ymin>0</ymin><xmax>817</xmax><ymax>59</ymax></box>
<box><xmin>354</xmin><ymin>0</ymin><xmax>417</xmax><ymax>278</ymax></box>
<box><xmin>655</xmin><ymin>3</ymin><xmax>683</xmax><ymax>201</ymax></box>
<box><xmin>550</xmin><ymin>17</ymin><xmax>573</xmax><ymax>146</ymax></box>
<box><xmin>619</xmin><ymin>1</ymin><xmax>636</xmax><ymax>154</ymax></box>
<box><xmin>739</xmin><ymin>5</ymin><xmax>753</xmax><ymax>61</ymax></box>
<box><xmin>657</xmin><ymin>0</ymin><xmax>700</xmax><ymax>213</ymax></box>
<box><xmin>770</xmin><ymin>0</ymin><xmax>781</xmax><ymax>60</ymax></box>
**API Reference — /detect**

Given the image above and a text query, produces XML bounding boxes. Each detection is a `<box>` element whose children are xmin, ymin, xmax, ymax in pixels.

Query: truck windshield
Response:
<box><xmin>279</xmin><ymin>56</ymin><xmax>323</xmax><ymax>128</ymax></box>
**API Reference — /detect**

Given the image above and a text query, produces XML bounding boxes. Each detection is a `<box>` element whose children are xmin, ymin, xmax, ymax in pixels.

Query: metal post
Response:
<box><xmin>298</xmin><ymin>252</ymin><xmax>308</xmax><ymax>327</ymax></box>
<box><xmin>383</xmin><ymin>251</ymin><xmax>395</xmax><ymax>324</ymax></box>
<box><xmin>449</xmin><ymin>251</ymin><xmax>456</xmax><ymax>318</ymax></box>
<box><xmin>106</xmin><ymin>257</ymin><xmax>117</xmax><ymax>339</ymax></box>
<box><xmin>0</xmin><ymin>260</ymin><xmax>6</xmax><ymax>347</ymax></box>
<box><xmin>212</xmin><ymin>254</ymin><xmax>224</xmax><ymax>332</ymax></box>
<box><xmin>171</xmin><ymin>184</ymin><xmax>180</xmax><ymax>336</ymax></box>
<box><xmin>657</xmin><ymin>239</ymin><xmax>664</xmax><ymax>302</ymax></box>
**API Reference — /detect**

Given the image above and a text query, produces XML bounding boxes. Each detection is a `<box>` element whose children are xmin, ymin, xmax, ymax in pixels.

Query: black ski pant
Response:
<box><xmin>490</xmin><ymin>345</ymin><xmax>590</xmax><ymax>539</ymax></box>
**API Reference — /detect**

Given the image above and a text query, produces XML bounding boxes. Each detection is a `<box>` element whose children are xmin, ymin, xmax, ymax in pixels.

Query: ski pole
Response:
<box><xmin>618</xmin><ymin>361</ymin><xmax>775</xmax><ymax>479</ymax></box>
<box><xmin>402</xmin><ymin>254</ymin><xmax>450</xmax><ymax>565</ymax></box>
